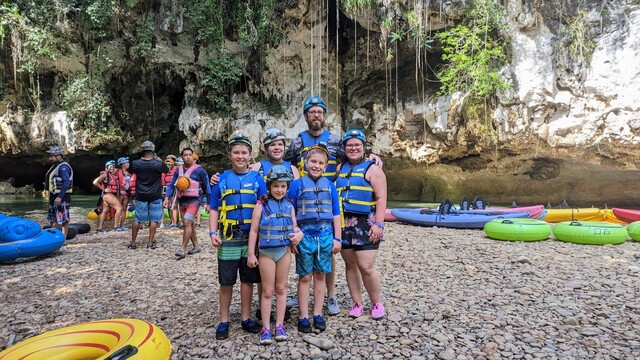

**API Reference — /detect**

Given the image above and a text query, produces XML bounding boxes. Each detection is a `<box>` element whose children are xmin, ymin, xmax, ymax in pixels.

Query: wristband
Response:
<box><xmin>209</xmin><ymin>231</ymin><xmax>218</xmax><ymax>236</ymax></box>
<box><xmin>374</xmin><ymin>222</ymin><xmax>385</xmax><ymax>228</ymax></box>
<box><xmin>334</xmin><ymin>237</ymin><xmax>348</xmax><ymax>245</ymax></box>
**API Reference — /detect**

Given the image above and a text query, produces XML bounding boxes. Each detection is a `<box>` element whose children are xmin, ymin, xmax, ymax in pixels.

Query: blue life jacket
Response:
<box><xmin>335</xmin><ymin>161</ymin><xmax>376</xmax><ymax>215</ymax></box>
<box><xmin>259</xmin><ymin>160</ymin><xmax>292</xmax><ymax>182</ymax></box>
<box><xmin>259</xmin><ymin>198</ymin><xmax>294</xmax><ymax>248</ymax></box>
<box><xmin>296</xmin><ymin>176</ymin><xmax>334</xmax><ymax>223</ymax></box>
<box><xmin>296</xmin><ymin>130</ymin><xmax>337</xmax><ymax>178</ymax></box>
<box><xmin>218</xmin><ymin>170</ymin><xmax>259</xmax><ymax>239</ymax></box>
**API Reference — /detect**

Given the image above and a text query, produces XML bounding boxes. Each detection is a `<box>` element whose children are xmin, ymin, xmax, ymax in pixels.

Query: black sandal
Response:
<box><xmin>148</xmin><ymin>241</ymin><xmax>157</xmax><ymax>249</ymax></box>
<box><xmin>127</xmin><ymin>243</ymin><xmax>137</xmax><ymax>249</ymax></box>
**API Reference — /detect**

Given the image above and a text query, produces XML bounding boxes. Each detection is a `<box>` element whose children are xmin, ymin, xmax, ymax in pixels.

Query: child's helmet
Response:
<box><xmin>266</xmin><ymin>165</ymin><xmax>294</xmax><ymax>184</ymax></box>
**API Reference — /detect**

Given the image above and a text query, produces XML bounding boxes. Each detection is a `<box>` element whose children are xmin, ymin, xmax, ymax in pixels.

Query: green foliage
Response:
<box><xmin>559</xmin><ymin>11</ymin><xmax>596</xmax><ymax>63</ymax></box>
<box><xmin>342</xmin><ymin>0</ymin><xmax>376</xmax><ymax>14</ymax></box>
<box><xmin>384</xmin><ymin>11</ymin><xmax>433</xmax><ymax>51</ymax></box>
<box><xmin>86</xmin><ymin>0</ymin><xmax>114</xmax><ymax>36</ymax></box>
<box><xmin>202</xmin><ymin>54</ymin><xmax>243</xmax><ymax>114</ymax></box>
<box><xmin>435</xmin><ymin>0</ymin><xmax>510</xmax><ymax>99</ymax></box>
<box><xmin>60</xmin><ymin>76</ymin><xmax>112</xmax><ymax>133</ymax></box>
<box><xmin>130</xmin><ymin>20</ymin><xmax>157</xmax><ymax>69</ymax></box>
<box><xmin>180</xmin><ymin>0</ymin><xmax>224</xmax><ymax>49</ymax></box>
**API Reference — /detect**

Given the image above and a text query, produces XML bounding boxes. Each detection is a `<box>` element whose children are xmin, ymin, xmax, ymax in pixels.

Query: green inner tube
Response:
<box><xmin>627</xmin><ymin>221</ymin><xmax>640</xmax><ymax>242</ymax></box>
<box><xmin>553</xmin><ymin>221</ymin><xmax>628</xmax><ymax>245</ymax></box>
<box><xmin>484</xmin><ymin>218</ymin><xmax>552</xmax><ymax>242</ymax></box>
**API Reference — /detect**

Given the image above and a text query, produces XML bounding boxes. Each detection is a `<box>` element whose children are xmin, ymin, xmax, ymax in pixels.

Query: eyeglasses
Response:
<box><xmin>345</xmin><ymin>143</ymin><xmax>363</xmax><ymax>148</ymax></box>
<box><xmin>306</xmin><ymin>111</ymin><xmax>325</xmax><ymax>116</ymax></box>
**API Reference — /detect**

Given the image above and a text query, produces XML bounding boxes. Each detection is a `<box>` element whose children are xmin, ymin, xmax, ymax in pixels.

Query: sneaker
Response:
<box><xmin>96</xmin><ymin>229</ymin><xmax>107</xmax><ymax>233</ymax></box>
<box><xmin>297</xmin><ymin>318</ymin><xmax>312</xmax><ymax>333</ymax></box>
<box><xmin>169</xmin><ymin>224</ymin><xmax>178</xmax><ymax>229</ymax></box>
<box><xmin>326</xmin><ymin>297</ymin><xmax>340</xmax><ymax>315</ymax></box>
<box><xmin>349</xmin><ymin>303</ymin><xmax>363</xmax><ymax>318</ymax></box>
<box><xmin>216</xmin><ymin>322</ymin><xmax>229</xmax><ymax>340</ymax></box>
<box><xmin>259</xmin><ymin>328</ymin><xmax>272</xmax><ymax>345</ymax></box>
<box><xmin>286</xmin><ymin>295</ymin><xmax>299</xmax><ymax>307</ymax></box>
<box><xmin>187</xmin><ymin>246</ymin><xmax>201</xmax><ymax>255</ymax></box>
<box><xmin>274</xmin><ymin>325</ymin><xmax>288</xmax><ymax>341</ymax></box>
<box><xmin>371</xmin><ymin>302</ymin><xmax>385</xmax><ymax>320</ymax></box>
<box><xmin>313</xmin><ymin>315</ymin><xmax>326</xmax><ymax>332</ymax></box>
<box><xmin>241</xmin><ymin>319</ymin><xmax>261</xmax><ymax>334</ymax></box>
<box><xmin>159</xmin><ymin>224</ymin><xmax>166</xmax><ymax>229</ymax></box>
<box><xmin>114</xmin><ymin>227</ymin><xmax>126</xmax><ymax>231</ymax></box>
<box><xmin>175</xmin><ymin>249</ymin><xmax>186</xmax><ymax>258</ymax></box>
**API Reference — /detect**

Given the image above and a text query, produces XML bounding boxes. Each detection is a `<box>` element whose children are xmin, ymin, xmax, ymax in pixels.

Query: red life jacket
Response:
<box><xmin>129</xmin><ymin>173</ymin><xmax>136</xmax><ymax>196</ymax></box>
<box><xmin>101</xmin><ymin>170</ymin><xmax>120</xmax><ymax>195</ymax></box>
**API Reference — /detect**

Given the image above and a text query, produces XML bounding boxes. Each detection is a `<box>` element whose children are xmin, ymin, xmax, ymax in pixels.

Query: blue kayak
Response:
<box><xmin>390</xmin><ymin>208</ymin><xmax>531</xmax><ymax>229</ymax></box>
<box><xmin>0</xmin><ymin>228</ymin><xmax>65</xmax><ymax>262</ymax></box>
<box><xmin>0</xmin><ymin>216</ymin><xmax>42</xmax><ymax>242</ymax></box>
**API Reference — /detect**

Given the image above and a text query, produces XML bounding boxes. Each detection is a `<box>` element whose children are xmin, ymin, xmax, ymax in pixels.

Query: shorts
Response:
<box><xmin>48</xmin><ymin>200</ymin><xmax>70</xmax><ymax>225</ymax></box>
<box><xmin>218</xmin><ymin>257</ymin><xmax>261</xmax><ymax>286</ymax></box>
<box><xmin>260</xmin><ymin>246</ymin><xmax>288</xmax><ymax>262</ymax></box>
<box><xmin>295</xmin><ymin>233</ymin><xmax>333</xmax><ymax>276</ymax></box>
<box><xmin>135</xmin><ymin>199</ymin><xmax>163</xmax><ymax>223</ymax></box>
<box><xmin>180</xmin><ymin>202</ymin><xmax>199</xmax><ymax>221</ymax></box>
<box><xmin>342</xmin><ymin>213</ymin><xmax>383</xmax><ymax>250</ymax></box>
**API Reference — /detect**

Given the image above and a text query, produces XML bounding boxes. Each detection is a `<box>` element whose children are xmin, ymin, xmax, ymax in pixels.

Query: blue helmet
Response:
<box><xmin>303</xmin><ymin>96</ymin><xmax>327</xmax><ymax>113</ymax></box>
<box><xmin>105</xmin><ymin>160</ymin><xmax>116</xmax><ymax>169</ymax></box>
<box><xmin>117</xmin><ymin>157</ymin><xmax>129</xmax><ymax>166</ymax></box>
<box><xmin>266</xmin><ymin>165</ymin><xmax>294</xmax><ymax>183</ymax></box>
<box><xmin>342</xmin><ymin>128</ymin><xmax>366</xmax><ymax>145</ymax></box>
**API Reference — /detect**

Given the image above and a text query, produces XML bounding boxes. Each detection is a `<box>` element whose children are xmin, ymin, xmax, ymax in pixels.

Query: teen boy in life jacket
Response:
<box><xmin>286</xmin><ymin>143</ymin><xmax>343</xmax><ymax>333</ymax></box>
<box><xmin>209</xmin><ymin>133</ymin><xmax>267</xmax><ymax>340</ymax></box>
<box><xmin>163</xmin><ymin>147</ymin><xmax>211</xmax><ymax>258</ymax></box>
<box><xmin>45</xmin><ymin>146</ymin><xmax>73</xmax><ymax>238</ymax></box>
<box><xmin>283</xmin><ymin>96</ymin><xmax>383</xmax><ymax>316</ymax></box>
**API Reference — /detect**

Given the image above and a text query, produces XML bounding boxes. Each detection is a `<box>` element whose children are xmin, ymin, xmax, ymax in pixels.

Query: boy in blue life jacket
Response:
<box><xmin>209</xmin><ymin>133</ymin><xmax>267</xmax><ymax>340</ymax></box>
<box><xmin>286</xmin><ymin>143</ymin><xmax>342</xmax><ymax>333</ymax></box>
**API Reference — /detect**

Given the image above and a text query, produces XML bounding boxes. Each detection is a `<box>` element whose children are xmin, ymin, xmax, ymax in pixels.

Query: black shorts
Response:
<box><xmin>343</xmin><ymin>212</ymin><xmax>383</xmax><ymax>251</ymax></box>
<box><xmin>218</xmin><ymin>258</ymin><xmax>261</xmax><ymax>286</ymax></box>
<box><xmin>341</xmin><ymin>243</ymin><xmax>380</xmax><ymax>251</ymax></box>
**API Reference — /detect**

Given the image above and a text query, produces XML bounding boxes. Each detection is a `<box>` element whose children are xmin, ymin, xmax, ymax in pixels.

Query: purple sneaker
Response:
<box><xmin>275</xmin><ymin>325</ymin><xmax>288</xmax><ymax>341</ymax></box>
<box><xmin>371</xmin><ymin>302</ymin><xmax>385</xmax><ymax>320</ymax></box>
<box><xmin>349</xmin><ymin>303</ymin><xmax>363</xmax><ymax>318</ymax></box>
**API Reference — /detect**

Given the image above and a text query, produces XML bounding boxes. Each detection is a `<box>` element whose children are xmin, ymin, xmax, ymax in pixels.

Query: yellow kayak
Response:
<box><xmin>0</xmin><ymin>318</ymin><xmax>171</xmax><ymax>359</ymax></box>
<box><xmin>602</xmin><ymin>209</ymin><xmax>628</xmax><ymax>225</ymax></box>
<box><xmin>543</xmin><ymin>208</ymin><xmax>605</xmax><ymax>223</ymax></box>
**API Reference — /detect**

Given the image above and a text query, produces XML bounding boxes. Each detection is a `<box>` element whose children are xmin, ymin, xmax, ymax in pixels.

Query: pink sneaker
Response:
<box><xmin>371</xmin><ymin>302</ymin><xmax>385</xmax><ymax>320</ymax></box>
<box><xmin>348</xmin><ymin>303</ymin><xmax>363</xmax><ymax>318</ymax></box>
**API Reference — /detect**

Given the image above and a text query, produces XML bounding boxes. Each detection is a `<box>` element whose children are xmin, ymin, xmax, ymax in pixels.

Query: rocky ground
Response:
<box><xmin>1</xmin><ymin>222</ymin><xmax>640</xmax><ymax>359</ymax></box>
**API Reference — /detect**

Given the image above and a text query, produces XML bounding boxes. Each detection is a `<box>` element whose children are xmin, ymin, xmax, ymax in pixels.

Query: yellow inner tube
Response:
<box><xmin>0</xmin><ymin>318</ymin><xmax>171</xmax><ymax>360</ymax></box>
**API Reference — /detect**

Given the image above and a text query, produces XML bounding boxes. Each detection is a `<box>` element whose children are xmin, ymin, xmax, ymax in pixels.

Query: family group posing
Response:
<box><xmin>44</xmin><ymin>96</ymin><xmax>387</xmax><ymax>346</ymax></box>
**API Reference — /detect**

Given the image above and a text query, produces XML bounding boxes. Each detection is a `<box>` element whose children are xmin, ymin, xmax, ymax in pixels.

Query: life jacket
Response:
<box><xmin>162</xmin><ymin>167</ymin><xmax>176</xmax><ymax>195</ymax></box>
<box><xmin>259</xmin><ymin>198</ymin><xmax>294</xmax><ymax>248</ymax></box>
<box><xmin>101</xmin><ymin>170</ymin><xmax>120</xmax><ymax>195</ymax></box>
<box><xmin>259</xmin><ymin>160</ymin><xmax>292</xmax><ymax>182</ymax></box>
<box><xmin>295</xmin><ymin>175</ymin><xmax>334</xmax><ymax>223</ymax></box>
<box><xmin>335</xmin><ymin>161</ymin><xmax>376</xmax><ymax>215</ymax></box>
<box><xmin>296</xmin><ymin>130</ymin><xmax>337</xmax><ymax>178</ymax></box>
<box><xmin>46</xmin><ymin>161</ymin><xmax>73</xmax><ymax>194</ymax></box>
<box><xmin>118</xmin><ymin>169</ymin><xmax>132</xmax><ymax>196</ymax></box>
<box><xmin>176</xmin><ymin>164</ymin><xmax>202</xmax><ymax>198</ymax></box>
<box><xmin>217</xmin><ymin>170</ymin><xmax>259</xmax><ymax>239</ymax></box>
<box><xmin>129</xmin><ymin>174</ymin><xmax>136</xmax><ymax>196</ymax></box>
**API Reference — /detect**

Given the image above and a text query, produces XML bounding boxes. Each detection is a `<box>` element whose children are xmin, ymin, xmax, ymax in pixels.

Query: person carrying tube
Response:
<box><xmin>164</xmin><ymin>147</ymin><xmax>211</xmax><ymax>257</ymax></box>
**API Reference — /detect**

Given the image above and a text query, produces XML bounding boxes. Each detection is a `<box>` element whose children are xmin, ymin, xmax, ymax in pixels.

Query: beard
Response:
<box><xmin>307</xmin><ymin>118</ymin><xmax>325</xmax><ymax>132</ymax></box>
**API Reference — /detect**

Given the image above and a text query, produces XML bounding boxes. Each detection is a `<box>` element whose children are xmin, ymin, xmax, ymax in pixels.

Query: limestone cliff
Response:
<box><xmin>0</xmin><ymin>0</ymin><xmax>639</xmax><ymax>205</ymax></box>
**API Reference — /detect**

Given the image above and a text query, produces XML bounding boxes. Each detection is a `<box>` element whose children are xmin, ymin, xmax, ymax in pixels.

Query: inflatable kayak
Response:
<box><xmin>469</xmin><ymin>205</ymin><xmax>546</xmax><ymax>220</ymax></box>
<box><xmin>627</xmin><ymin>221</ymin><xmax>640</xmax><ymax>242</ymax></box>
<box><xmin>552</xmin><ymin>221</ymin><xmax>628</xmax><ymax>245</ymax></box>
<box><xmin>602</xmin><ymin>209</ymin><xmax>628</xmax><ymax>225</ymax></box>
<box><xmin>0</xmin><ymin>216</ymin><xmax>42</xmax><ymax>242</ymax></box>
<box><xmin>544</xmin><ymin>208</ymin><xmax>604</xmax><ymax>223</ymax></box>
<box><xmin>612</xmin><ymin>208</ymin><xmax>640</xmax><ymax>223</ymax></box>
<box><xmin>0</xmin><ymin>318</ymin><xmax>171</xmax><ymax>359</ymax></box>
<box><xmin>484</xmin><ymin>218</ymin><xmax>552</xmax><ymax>241</ymax></box>
<box><xmin>0</xmin><ymin>228</ymin><xmax>65</xmax><ymax>262</ymax></box>
<box><xmin>391</xmin><ymin>208</ymin><xmax>530</xmax><ymax>229</ymax></box>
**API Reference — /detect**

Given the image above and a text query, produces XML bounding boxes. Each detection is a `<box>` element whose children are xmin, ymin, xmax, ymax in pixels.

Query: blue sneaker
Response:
<box><xmin>216</xmin><ymin>322</ymin><xmax>229</xmax><ymax>340</ymax></box>
<box><xmin>297</xmin><ymin>318</ymin><xmax>312</xmax><ymax>333</ymax></box>
<box><xmin>241</xmin><ymin>319</ymin><xmax>261</xmax><ymax>334</ymax></box>
<box><xmin>259</xmin><ymin>328</ymin><xmax>272</xmax><ymax>345</ymax></box>
<box><xmin>313</xmin><ymin>315</ymin><xmax>326</xmax><ymax>332</ymax></box>
<box><xmin>114</xmin><ymin>227</ymin><xmax>126</xmax><ymax>232</ymax></box>
<box><xmin>275</xmin><ymin>325</ymin><xmax>288</xmax><ymax>341</ymax></box>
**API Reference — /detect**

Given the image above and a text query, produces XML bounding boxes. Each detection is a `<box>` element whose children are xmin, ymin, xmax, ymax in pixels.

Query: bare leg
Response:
<box><xmin>131</xmin><ymin>221</ymin><xmax>141</xmax><ymax>246</ymax></box>
<box><xmin>148</xmin><ymin>221</ymin><xmax>159</xmax><ymax>246</ymax></box>
<box><xmin>298</xmin><ymin>274</ymin><xmax>312</xmax><ymax>319</ymax></box>
<box><xmin>219</xmin><ymin>285</ymin><xmax>233</xmax><ymax>323</ymax></box>
<box><xmin>275</xmin><ymin>249</ymin><xmax>291</xmax><ymax>325</ymax></box>
<box><xmin>326</xmin><ymin>254</ymin><xmax>336</xmax><ymax>297</ymax></box>
<box><xmin>356</xmin><ymin>250</ymin><xmax>381</xmax><ymax>303</ymax></box>
<box><xmin>312</xmin><ymin>271</ymin><xmax>326</xmax><ymax>316</ymax></box>
<box><xmin>240</xmin><ymin>282</ymin><xmax>255</xmax><ymax>321</ymax></box>
<box><xmin>181</xmin><ymin>219</ymin><xmax>193</xmax><ymax>251</ymax></box>
<box><xmin>341</xmin><ymin>249</ymin><xmax>363</xmax><ymax>304</ymax></box>
<box><xmin>259</xmin><ymin>254</ymin><xmax>276</xmax><ymax>329</ymax></box>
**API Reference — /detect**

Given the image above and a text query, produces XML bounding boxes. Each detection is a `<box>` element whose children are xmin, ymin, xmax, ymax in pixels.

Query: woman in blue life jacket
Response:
<box><xmin>247</xmin><ymin>165</ymin><xmax>303</xmax><ymax>345</ymax></box>
<box><xmin>336</xmin><ymin>129</ymin><xmax>387</xmax><ymax>320</ymax></box>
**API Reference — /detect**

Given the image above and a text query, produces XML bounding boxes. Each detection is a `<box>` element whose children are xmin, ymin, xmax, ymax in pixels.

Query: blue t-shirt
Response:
<box><xmin>209</xmin><ymin>170</ymin><xmax>267</xmax><ymax>210</ymax></box>
<box><xmin>165</xmin><ymin>165</ymin><xmax>212</xmax><ymax>205</ymax></box>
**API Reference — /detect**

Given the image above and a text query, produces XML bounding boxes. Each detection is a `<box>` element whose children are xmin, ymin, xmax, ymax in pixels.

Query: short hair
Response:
<box><xmin>181</xmin><ymin>147</ymin><xmax>193</xmax><ymax>156</ymax></box>
<box><xmin>306</xmin><ymin>147</ymin><xmax>329</xmax><ymax>162</ymax></box>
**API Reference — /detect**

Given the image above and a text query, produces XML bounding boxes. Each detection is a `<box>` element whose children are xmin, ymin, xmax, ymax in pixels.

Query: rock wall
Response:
<box><xmin>1</xmin><ymin>0</ymin><xmax>639</xmax><ymax>204</ymax></box>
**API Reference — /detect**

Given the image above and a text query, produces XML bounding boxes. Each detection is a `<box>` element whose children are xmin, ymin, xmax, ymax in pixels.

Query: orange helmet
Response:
<box><xmin>176</xmin><ymin>176</ymin><xmax>191</xmax><ymax>191</ymax></box>
<box><xmin>193</xmin><ymin>153</ymin><xmax>199</xmax><ymax>161</ymax></box>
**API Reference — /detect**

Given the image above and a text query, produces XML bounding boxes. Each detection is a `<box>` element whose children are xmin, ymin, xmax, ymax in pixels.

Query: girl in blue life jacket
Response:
<box><xmin>247</xmin><ymin>165</ymin><xmax>303</xmax><ymax>345</ymax></box>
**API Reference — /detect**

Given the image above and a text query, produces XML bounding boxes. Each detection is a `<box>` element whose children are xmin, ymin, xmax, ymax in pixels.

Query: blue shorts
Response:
<box><xmin>134</xmin><ymin>199</ymin><xmax>163</xmax><ymax>223</ymax></box>
<box><xmin>295</xmin><ymin>233</ymin><xmax>333</xmax><ymax>276</ymax></box>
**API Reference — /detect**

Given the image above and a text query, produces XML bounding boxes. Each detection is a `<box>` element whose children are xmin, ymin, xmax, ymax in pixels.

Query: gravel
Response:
<box><xmin>1</xmin><ymin>222</ymin><xmax>639</xmax><ymax>359</ymax></box>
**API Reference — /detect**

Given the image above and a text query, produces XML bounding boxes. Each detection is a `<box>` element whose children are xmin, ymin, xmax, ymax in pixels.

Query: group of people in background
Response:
<box><xmin>44</xmin><ymin>96</ymin><xmax>387</xmax><ymax>346</ymax></box>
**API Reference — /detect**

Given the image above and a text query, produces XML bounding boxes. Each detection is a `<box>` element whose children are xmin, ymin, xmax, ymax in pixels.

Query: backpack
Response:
<box><xmin>460</xmin><ymin>197</ymin><xmax>470</xmax><ymax>211</ymax></box>
<box><xmin>439</xmin><ymin>199</ymin><xmax>455</xmax><ymax>215</ymax></box>
<box><xmin>472</xmin><ymin>196</ymin><xmax>487</xmax><ymax>210</ymax></box>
